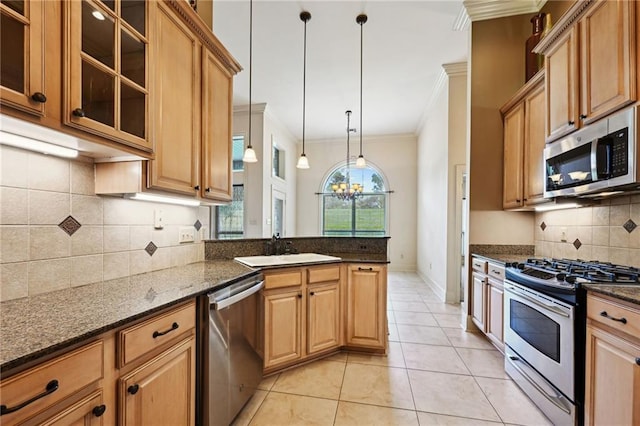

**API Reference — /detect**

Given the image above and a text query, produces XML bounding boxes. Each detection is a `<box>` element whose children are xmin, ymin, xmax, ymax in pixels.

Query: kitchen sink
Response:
<box><xmin>234</xmin><ymin>253</ymin><xmax>341</xmax><ymax>267</ymax></box>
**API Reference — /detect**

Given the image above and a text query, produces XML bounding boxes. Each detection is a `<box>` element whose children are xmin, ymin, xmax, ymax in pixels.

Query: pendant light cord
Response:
<box><xmin>301</xmin><ymin>12</ymin><xmax>310</xmax><ymax>156</ymax></box>
<box><xmin>248</xmin><ymin>0</ymin><xmax>253</xmax><ymax>149</ymax></box>
<box><xmin>357</xmin><ymin>14</ymin><xmax>367</xmax><ymax>159</ymax></box>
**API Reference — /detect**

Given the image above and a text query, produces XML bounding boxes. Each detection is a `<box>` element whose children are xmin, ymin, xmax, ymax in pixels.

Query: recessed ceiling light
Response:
<box><xmin>92</xmin><ymin>10</ymin><xmax>105</xmax><ymax>21</ymax></box>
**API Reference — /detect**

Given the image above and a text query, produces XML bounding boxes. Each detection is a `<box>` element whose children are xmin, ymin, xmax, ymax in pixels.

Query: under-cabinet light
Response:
<box><xmin>92</xmin><ymin>10</ymin><xmax>106</xmax><ymax>21</ymax></box>
<box><xmin>0</xmin><ymin>131</ymin><xmax>79</xmax><ymax>158</ymax></box>
<box><xmin>126</xmin><ymin>193</ymin><xmax>201</xmax><ymax>207</ymax></box>
<box><xmin>535</xmin><ymin>202</ymin><xmax>580</xmax><ymax>212</ymax></box>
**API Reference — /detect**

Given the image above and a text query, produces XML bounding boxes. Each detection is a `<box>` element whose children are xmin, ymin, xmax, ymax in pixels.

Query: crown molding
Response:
<box><xmin>417</xmin><ymin>62</ymin><xmax>468</xmax><ymax>133</ymax></box>
<box><xmin>443</xmin><ymin>62</ymin><xmax>468</xmax><ymax>77</ymax></box>
<box><xmin>463</xmin><ymin>0</ymin><xmax>547</xmax><ymax>22</ymax></box>
<box><xmin>453</xmin><ymin>6</ymin><xmax>471</xmax><ymax>31</ymax></box>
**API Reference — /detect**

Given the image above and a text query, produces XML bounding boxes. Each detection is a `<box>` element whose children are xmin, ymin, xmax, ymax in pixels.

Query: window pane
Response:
<box><xmin>121</xmin><ymin>83</ymin><xmax>145</xmax><ymax>137</ymax></box>
<box><xmin>121</xmin><ymin>0</ymin><xmax>145</xmax><ymax>36</ymax></box>
<box><xmin>0</xmin><ymin>13</ymin><xmax>24</xmax><ymax>92</ymax></box>
<box><xmin>323</xmin><ymin>195</ymin><xmax>353</xmax><ymax>236</ymax></box>
<box><xmin>355</xmin><ymin>195</ymin><xmax>386</xmax><ymax>235</ymax></box>
<box><xmin>232</xmin><ymin>136</ymin><xmax>244</xmax><ymax>171</ymax></box>
<box><xmin>82</xmin><ymin>0</ymin><xmax>115</xmax><ymax>69</ymax></box>
<box><xmin>216</xmin><ymin>185</ymin><xmax>244</xmax><ymax>239</ymax></box>
<box><xmin>121</xmin><ymin>29</ymin><xmax>145</xmax><ymax>87</ymax></box>
<box><xmin>82</xmin><ymin>60</ymin><xmax>115</xmax><ymax>126</ymax></box>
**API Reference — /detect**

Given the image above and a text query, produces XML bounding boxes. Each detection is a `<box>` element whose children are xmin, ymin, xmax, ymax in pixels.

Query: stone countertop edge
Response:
<box><xmin>250</xmin><ymin>257</ymin><xmax>390</xmax><ymax>270</ymax></box>
<box><xmin>471</xmin><ymin>253</ymin><xmax>532</xmax><ymax>265</ymax></box>
<box><xmin>583</xmin><ymin>284</ymin><xmax>640</xmax><ymax>305</ymax></box>
<box><xmin>0</xmin><ymin>260</ymin><xmax>259</xmax><ymax>375</ymax></box>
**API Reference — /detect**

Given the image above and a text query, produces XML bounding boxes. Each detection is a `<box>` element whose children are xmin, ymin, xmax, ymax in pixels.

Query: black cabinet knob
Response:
<box><xmin>92</xmin><ymin>404</ymin><xmax>107</xmax><ymax>417</ymax></box>
<box><xmin>72</xmin><ymin>108</ymin><xmax>86</xmax><ymax>117</ymax></box>
<box><xmin>205</xmin><ymin>188</ymin><xmax>211</xmax><ymax>193</ymax></box>
<box><xmin>297</xmin><ymin>294</ymin><xmax>302</xmax><ymax>298</ymax></box>
<box><xmin>580</xmin><ymin>114</ymin><xmax>587</xmax><ymax>120</ymax></box>
<box><xmin>310</xmin><ymin>292</ymin><xmax>315</xmax><ymax>296</ymax></box>
<box><xmin>31</xmin><ymin>92</ymin><xmax>47</xmax><ymax>103</ymax></box>
<box><xmin>127</xmin><ymin>384</ymin><xmax>139</xmax><ymax>395</ymax></box>
<box><xmin>636</xmin><ymin>357</ymin><xmax>640</xmax><ymax>366</ymax></box>
<box><xmin>568</xmin><ymin>120</ymin><xmax>575</xmax><ymax>126</ymax></box>
<box><xmin>194</xmin><ymin>185</ymin><xmax>200</xmax><ymax>190</ymax></box>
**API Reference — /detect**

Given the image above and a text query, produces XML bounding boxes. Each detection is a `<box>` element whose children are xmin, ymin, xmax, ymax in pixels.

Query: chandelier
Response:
<box><xmin>331</xmin><ymin>110</ymin><xmax>364</xmax><ymax>201</ymax></box>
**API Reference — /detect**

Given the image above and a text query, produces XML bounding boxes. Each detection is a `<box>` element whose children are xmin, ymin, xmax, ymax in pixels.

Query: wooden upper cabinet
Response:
<box><xmin>580</xmin><ymin>0</ymin><xmax>635</xmax><ymax>125</ymax></box>
<box><xmin>0</xmin><ymin>0</ymin><xmax>45</xmax><ymax>115</ymax></box>
<box><xmin>201</xmin><ymin>48</ymin><xmax>233</xmax><ymax>202</ymax></box>
<box><xmin>523</xmin><ymin>81</ymin><xmax>546</xmax><ymax>205</ymax></box>
<box><xmin>148</xmin><ymin>0</ymin><xmax>200</xmax><ymax>195</ymax></box>
<box><xmin>502</xmin><ymin>102</ymin><xmax>525</xmax><ymax>209</ymax></box>
<box><xmin>64</xmin><ymin>0</ymin><xmax>152</xmax><ymax>152</ymax></box>
<box><xmin>544</xmin><ymin>26</ymin><xmax>579</xmax><ymax>142</ymax></box>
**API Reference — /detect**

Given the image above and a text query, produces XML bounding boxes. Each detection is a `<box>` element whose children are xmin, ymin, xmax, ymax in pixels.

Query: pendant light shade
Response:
<box><xmin>243</xmin><ymin>0</ymin><xmax>258</xmax><ymax>163</ymax></box>
<box><xmin>355</xmin><ymin>13</ymin><xmax>367</xmax><ymax>169</ymax></box>
<box><xmin>296</xmin><ymin>11</ymin><xmax>311</xmax><ymax>170</ymax></box>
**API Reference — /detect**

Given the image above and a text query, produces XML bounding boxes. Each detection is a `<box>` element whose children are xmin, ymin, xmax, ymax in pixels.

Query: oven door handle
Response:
<box><xmin>505</xmin><ymin>285</ymin><xmax>570</xmax><ymax>318</ymax></box>
<box><xmin>507</xmin><ymin>354</ymin><xmax>572</xmax><ymax>415</ymax></box>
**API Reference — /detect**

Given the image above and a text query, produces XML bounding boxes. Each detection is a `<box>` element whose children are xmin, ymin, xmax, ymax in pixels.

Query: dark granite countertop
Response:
<box><xmin>471</xmin><ymin>253</ymin><xmax>532</xmax><ymax>265</ymax></box>
<box><xmin>0</xmin><ymin>260</ymin><xmax>258</xmax><ymax>374</ymax></box>
<box><xmin>583</xmin><ymin>284</ymin><xmax>640</xmax><ymax>305</ymax></box>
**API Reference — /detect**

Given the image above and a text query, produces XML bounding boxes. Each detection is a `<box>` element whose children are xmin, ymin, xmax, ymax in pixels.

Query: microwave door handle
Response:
<box><xmin>592</xmin><ymin>137</ymin><xmax>612</xmax><ymax>179</ymax></box>
<box><xmin>591</xmin><ymin>138</ymin><xmax>599</xmax><ymax>180</ymax></box>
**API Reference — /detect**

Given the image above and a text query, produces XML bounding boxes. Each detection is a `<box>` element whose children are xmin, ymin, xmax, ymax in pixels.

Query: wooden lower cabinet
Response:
<box><xmin>585</xmin><ymin>293</ymin><xmax>640</xmax><ymax>425</ymax></box>
<box><xmin>486</xmin><ymin>278</ymin><xmax>504</xmax><ymax>352</ymax></box>
<box><xmin>307</xmin><ymin>281</ymin><xmax>340</xmax><ymax>354</ymax></box>
<box><xmin>119</xmin><ymin>336</ymin><xmax>196</xmax><ymax>426</ymax></box>
<box><xmin>470</xmin><ymin>256</ymin><xmax>505</xmax><ymax>353</ymax></box>
<box><xmin>263</xmin><ymin>288</ymin><xmax>303</xmax><ymax>369</ymax></box>
<box><xmin>40</xmin><ymin>390</ymin><xmax>106</xmax><ymax>426</ymax></box>
<box><xmin>345</xmin><ymin>264</ymin><xmax>387</xmax><ymax>349</ymax></box>
<box><xmin>471</xmin><ymin>271</ymin><xmax>486</xmax><ymax>331</ymax></box>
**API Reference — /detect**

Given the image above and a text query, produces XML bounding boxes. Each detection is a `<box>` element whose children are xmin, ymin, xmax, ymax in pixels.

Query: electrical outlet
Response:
<box><xmin>179</xmin><ymin>227</ymin><xmax>195</xmax><ymax>243</ymax></box>
<box><xmin>560</xmin><ymin>227</ymin><xmax>567</xmax><ymax>242</ymax></box>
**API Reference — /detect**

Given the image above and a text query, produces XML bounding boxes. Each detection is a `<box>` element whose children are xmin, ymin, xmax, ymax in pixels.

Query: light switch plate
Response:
<box><xmin>179</xmin><ymin>227</ymin><xmax>195</xmax><ymax>243</ymax></box>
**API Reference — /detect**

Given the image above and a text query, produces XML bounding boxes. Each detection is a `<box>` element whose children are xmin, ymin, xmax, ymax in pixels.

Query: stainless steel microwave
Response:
<box><xmin>544</xmin><ymin>106</ymin><xmax>639</xmax><ymax>198</ymax></box>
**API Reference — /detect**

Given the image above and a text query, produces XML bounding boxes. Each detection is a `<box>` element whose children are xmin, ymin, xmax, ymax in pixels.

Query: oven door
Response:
<box><xmin>503</xmin><ymin>281</ymin><xmax>575</xmax><ymax>400</ymax></box>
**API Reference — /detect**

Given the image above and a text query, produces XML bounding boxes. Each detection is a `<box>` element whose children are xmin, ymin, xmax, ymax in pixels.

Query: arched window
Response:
<box><xmin>321</xmin><ymin>162</ymin><xmax>388</xmax><ymax>236</ymax></box>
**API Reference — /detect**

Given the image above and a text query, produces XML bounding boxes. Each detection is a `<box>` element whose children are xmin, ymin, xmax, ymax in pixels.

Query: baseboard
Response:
<box><xmin>388</xmin><ymin>262</ymin><xmax>417</xmax><ymax>272</ymax></box>
<box><xmin>416</xmin><ymin>269</ymin><xmax>446</xmax><ymax>302</ymax></box>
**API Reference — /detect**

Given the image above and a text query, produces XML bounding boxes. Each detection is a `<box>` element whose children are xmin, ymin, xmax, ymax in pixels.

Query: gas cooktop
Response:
<box><xmin>506</xmin><ymin>258</ymin><xmax>640</xmax><ymax>293</ymax></box>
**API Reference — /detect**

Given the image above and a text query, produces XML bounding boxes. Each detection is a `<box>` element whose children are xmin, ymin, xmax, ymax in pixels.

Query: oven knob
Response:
<box><xmin>565</xmin><ymin>275</ymin><xmax>577</xmax><ymax>285</ymax></box>
<box><xmin>556</xmin><ymin>273</ymin><xmax>567</xmax><ymax>281</ymax></box>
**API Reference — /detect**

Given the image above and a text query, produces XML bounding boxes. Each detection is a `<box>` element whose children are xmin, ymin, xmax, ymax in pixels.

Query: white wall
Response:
<box><xmin>296</xmin><ymin>134</ymin><xmax>417</xmax><ymax>271</ymax></box>
<box><xmin>416</xmin><ymin>63</ymin><xmax>468</xmax><ymax>302</ymax></box>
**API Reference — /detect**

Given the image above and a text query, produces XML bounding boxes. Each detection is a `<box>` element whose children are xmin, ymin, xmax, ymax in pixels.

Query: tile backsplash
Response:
<box><xmin>0</xmin><ymin>146</ymin><xmax>208</xmax><ymax>302</ymax></box>
<box><xmin>534</xmin><ymin>196</ymin><xmax>640</xmax><ymax>267</ymax></box>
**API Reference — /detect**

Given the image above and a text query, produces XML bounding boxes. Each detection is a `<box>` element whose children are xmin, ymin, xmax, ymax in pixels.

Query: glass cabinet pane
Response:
<box><xmin>121</xmin><ymin>0</ymin><xmax>145</xmax><ymax>36</ymax></box>
<box><xmin>121</xmin><ymin>83</ymin><xmax>145</xmax><ymax>138</ymax></box>
<box><xmin>1</xmin><ymin>0</ymin><xmax>25</xmax><ymax>15</ymax></box>
<box><xmin>82</xmin><ymin>60</ymin><xmax>115</xmax><ymax>126</ymax></box>
<box><xmin>82</xmin><ymin>0</ymin><xmax>114</xmax><ymax>69</ymax></box>
<box><xmin>0</xmin><ymin>13</ymin><xmax>24</xmax><ymax>92</ymax></box>
<box><xmin>121</xmin><ymin>29</ymin><xmax>145</xmax><ymax>87</ymax></box>
<box><xmin>100</xmin><ymin>0</ymin><xmax>114</xmax><ymax>12</ymax></box>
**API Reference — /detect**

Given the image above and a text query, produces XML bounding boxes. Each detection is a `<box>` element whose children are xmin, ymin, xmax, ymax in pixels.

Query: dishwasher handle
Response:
<box><xmin>212</xmin><ymin>280</ymin><xmax>264</xmax><ymax>310</ymax></box>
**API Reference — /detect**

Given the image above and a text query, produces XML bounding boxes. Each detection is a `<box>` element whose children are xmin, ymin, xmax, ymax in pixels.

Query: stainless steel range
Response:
<box><xmin>504</xmin><ymin>258</ymin><xmax>640</xmax><ymax>426</ymax></box>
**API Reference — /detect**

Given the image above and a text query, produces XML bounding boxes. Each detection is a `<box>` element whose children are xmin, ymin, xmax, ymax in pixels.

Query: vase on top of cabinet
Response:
<box><xmin>64</xmin><ymin>0</ymin><xmax>152</xmax><ymax>152</ymax></box>
<box><xmin>0</xmin><ymin>0</ymin><xmax>46</xmax><ymax>116</ymax></box>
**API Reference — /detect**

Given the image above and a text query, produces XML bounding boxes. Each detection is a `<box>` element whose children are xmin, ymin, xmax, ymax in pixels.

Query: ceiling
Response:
<box><xmin>212</xmin><ymin>1</ymin><xmax>469</xmax><ymax>141</ymax></box>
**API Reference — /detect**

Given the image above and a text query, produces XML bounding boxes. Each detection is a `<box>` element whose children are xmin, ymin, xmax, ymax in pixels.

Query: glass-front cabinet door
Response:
<box><xmin>0</xmin><ymin>0</ymin><xmax>46</xmax><ymax>115</ymax></box>
<box><xmin>65</xmin><ymin>0</ymin><xmax>151</xmax><ymax>152</ymax></box>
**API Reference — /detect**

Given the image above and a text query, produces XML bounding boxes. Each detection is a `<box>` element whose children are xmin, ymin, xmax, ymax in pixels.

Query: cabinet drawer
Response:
<box><xmin>0</xmin><ymin>341</ymin><xmax>103</xmax><ymax>425</ymax></box>
<box><xmin>488</xmin><ymin>263</ymin><xmax>505</xmax><ymax>281</ymax></box>
<box><xmin>587</xmin><ymin>294</ymin><xmax>640</xmax><ymax>339</ymax></box>
<box><xmin>264</xmin><ymin>270</ymin><xmax>302</xmax><ymax>290</ymax></box>
<box><xmin>119</xmin><ymin>301</ymin><xmax>195</xmax><ymax>367</ymax></box>
<box><xmin>472</xmin><ymin>257</ymin><xmax>487</xmax><ymax>273</ymax></box>
<box><xmin>308</xmin><ymin>265</ymin><xmax>340</xmax><ymax>284</ymax></box>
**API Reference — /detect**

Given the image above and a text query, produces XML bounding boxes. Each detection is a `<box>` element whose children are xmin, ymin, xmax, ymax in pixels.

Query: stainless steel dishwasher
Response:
<box><xmin>201</xmin><ymin>274</ymin><xmax>264</xmax><ymax>426</ymax></box>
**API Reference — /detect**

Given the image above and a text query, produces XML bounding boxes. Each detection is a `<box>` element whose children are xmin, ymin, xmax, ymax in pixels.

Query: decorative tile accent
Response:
<box><xmin>145</xmin><ymin>287</ymin><xmax>157</xmax><ymax>302</ymax></box>
<box><xmin>623</xmin><ymin>219</ymin><xmax>637</xmax><ymax>233</ymax></box>
<box><xmin>573</xmin><ymin>239</ymin><xmax>582</xmax><ymax>250</ymax></box>
<box><xmin>194</xmin><ymin>220</ymin><xmax>202</xmax><ymax>231</ymax></box>
<box><xmin>540</xmin><ymin>222</ymin><xmax>547</xmax><ymax>231</ymax></box>
<box><xmin>145</xmin><ymin>242</ymin><xmax>158</xmax><ymax>257</ymax></box>
<box><xmin>58</xmin><ymin>215</ymin><xmax>82</xmax><ymax>236</ymax></box>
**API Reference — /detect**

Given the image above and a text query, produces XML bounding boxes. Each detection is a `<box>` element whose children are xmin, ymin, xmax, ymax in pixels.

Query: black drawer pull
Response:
<box><xmin>92</xmin><ymin>404</ymin><xmax>107</xmax><ymax>417</ymax></box>
<box><xmin>205</xmin><ymin>188</ymin><xmax>211</xmax><ymax>193</ymax></box>
<box><xmin>0</xmin><ymin>379</ymin><xmax>59</xmax><ymax>415</ymax></box>
<box><xmin>600</xmin><ymin>311</ymin><xmax>627</xmax><ymax>324</ymax></box>
<box><xmin>152</xmin><ymin>322</ymin><xmax>179</xmax><ymax>338</ymax></box>
<box><xmin>31</xmin><ymin>92</ymin><xmax>47</xmax><ymax>103</ymax></box>
<box><xmin>636</xmin><ymin>358</ymin><xmax>640</xmax><ymax>366</ymax></box>
<box><xmin>128</xmin><ymin>384</ymin><xmax>139</xmax><ymax>395</ymax></box>
<box><xmin>358</xmin><ymin>267</ymin><xmax>373</xmax><ymax>271</ymax></box>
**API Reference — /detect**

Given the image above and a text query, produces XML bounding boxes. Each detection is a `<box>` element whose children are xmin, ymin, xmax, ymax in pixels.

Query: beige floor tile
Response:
<box><xmin>408</xmin><ymin>370</ymin><xmax>501</xmax><ymax>422</ymax></box>
<box><xmin>257</xmin><ymin>374</ymin><xmax>279</xmax><ymax>391</ymax></box>
<box><xmin>249</xmin><ymin>392</ymin><xmax>338</xmax><ymax>426</ymax></box>
<box><xmin>272</xmin><ymin>360</ymin><xmax>346</xmax><ymax>399</ymax></box>
<box><xmin>348</xmin><ymin>341</ymin><xmax>405</xmax><ymax>368</ymax></box>
<box><xmin>443</xmin><ymin>328</ymin><xmax>495</xmax><ymax>350</ymax></box>
<box><xmin>335</xmin><ymin>401</ymin><xmax>419</xmax><ymax>426</ymax></box>
<box><xmin>433</xmin><ymin>313</ymin><xmax>462</xmax><ymax>328</ymax></box>
<box><xmin>394</xmin><ymin>311</ymin><xmax>438</xmax><ymax>326</ymax></box>
<box><xmin>393</xmin><ymin>301</ymin><xmax>430</xmax><ymax>312</ymax></box>
<box><xmin>388</xmin><ymin>310</ymin><xmax>396</xmax><ymax>323</ymax></box>
<box><xmin>388</xmin><ymin>322</ymin><xmax>400</xmax><ymax>342</ymax></box>
<box><xmin>416</xmin><ymin>412</ymin><xmax>503</xmax><ymax>425</ymax></box>
<box><xmin>456</xmin><ymin>348</ymin><xmax>509</xmax><ymax>379</ymax></box>
<box><xmin>340</xmin><ymin>364</ymin><xmax>415</xmax><ymax>410</ymax></box>
<box><xmin>390</xmin><ymin>292</ymin><xmax>423</xmax><ymax>301</ymax></box>
<box><xmin>420</xmin><ymin>293</ymin><xmax>443</xmax><ymax>302</ymax></box>
<box><xmin>396</xmin><ymin>324</ymin><xmax>451</xmax><ymax>346</ymax></box>
<box><xmin>475</xmin><ymin>377</ymin><xmax>553</xmax><ymax>426</ymax></box>
<box><xmin>232</xmin><ymin>390</ymin><xmax>267</xmax><ymax>426</ymax></box>
<box><xmin>401</xmin><ymin>343</ymin><xmax>470</xmax><ymax>375</ymax></box>
<box><xmin>324</xmin><ymin>351</ymin><xmax>349</xmax><ymax>363</ymax></box>
<box><xmin>426</xmin><ymin>303</ymin><xmax>462</xmax><ymax>314</ymax></box>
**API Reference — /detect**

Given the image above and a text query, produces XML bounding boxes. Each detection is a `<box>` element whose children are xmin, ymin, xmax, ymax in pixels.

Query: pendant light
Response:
<box><xmin>355</xmin><ymin>13</ymin><xmax>367</xmax><ymax>168</ymax></box>
<box><xmin>330</xmin><ymin>110</ymin><xmax>363</xmax><ymax>201</ymax></box>
<box><xmin>242</xmin><ymin>0</ymin><xmax>258</xmax><ymax>163</ymax></box>
<box><xmin>296</xmin><ymin>11</ymin><xmax>311</xmax><ymax>169</ymax></box>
